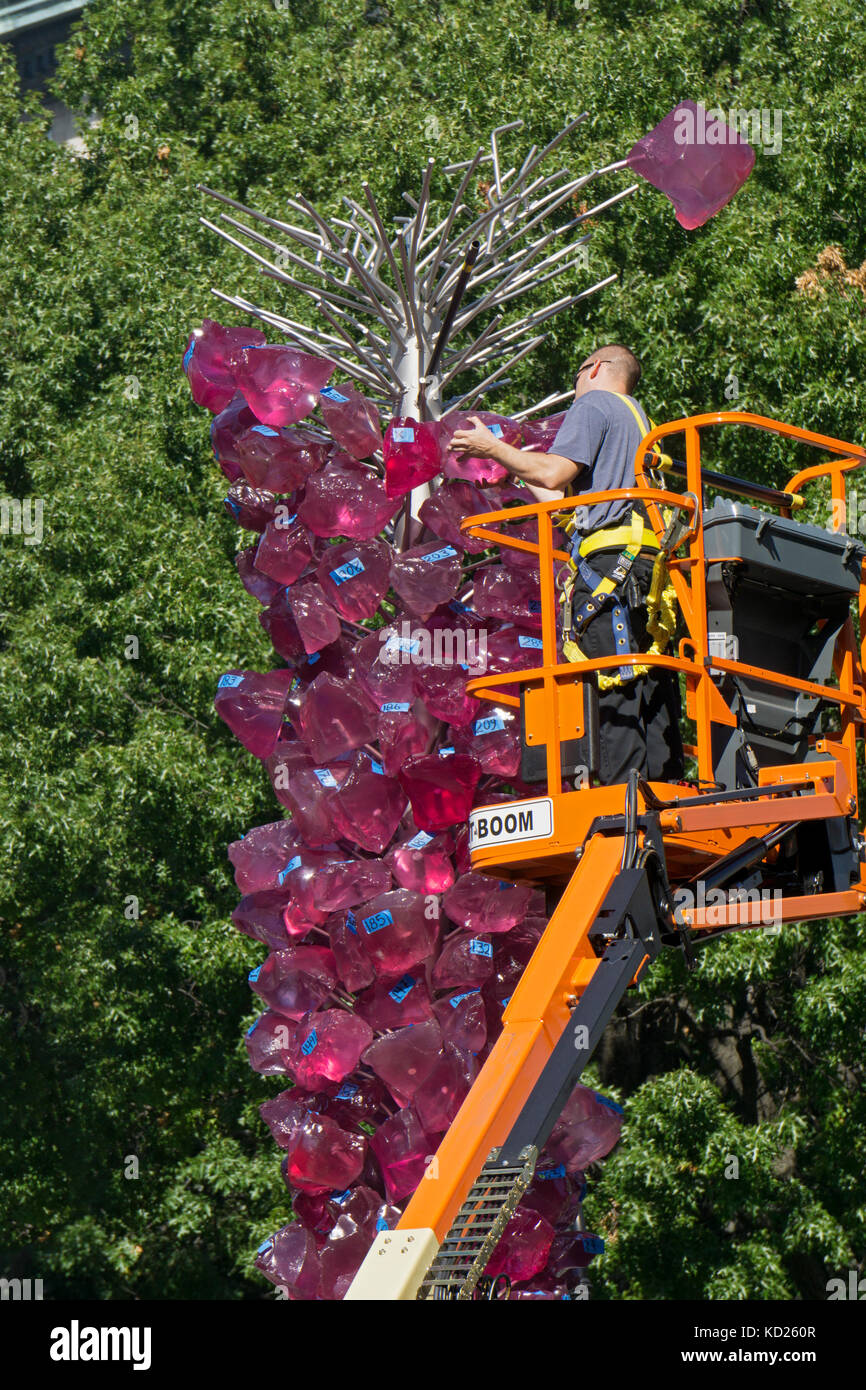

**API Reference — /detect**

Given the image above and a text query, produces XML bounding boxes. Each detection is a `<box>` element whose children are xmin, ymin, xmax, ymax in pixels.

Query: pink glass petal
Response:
<box><xmin>319</xmin><ymin>383</ymin><xmax>383</xmax><ymax>459</ymax></box>
<box><xmin>431</xmin><ymin>933</ymin><xmax>495</xmax><ymax>991</ymax></box>
<box><xmin>413</xmin><ymin>1043</ymin><xmax>477</xmax><ymax>1133</ymax></box>
<box><xmin>236</xmin><ymin>545</ymin><xmax>282</xmax><ymax>605</ymax></box>
<box><xmin>298</xmin><ymin>673</ymin><xmax>378</xmax><ymax>761</ymax></box>
<box><xmin>288</xmin><ymin>1008</ymin><xmax>374</xmax><ymax>1088</ymax></box>
<box><xmin>315</xmin><ymin>540</ymin><xmax>390</xmax><ymax>621</ymax></box>
<box><xmin>450</xmin><ymin>705</ymin><xmax>521</xmax><ymax>778</ymax></box>
<box><xmin>228</xmin><ymin>819</ymin><xmax>302</xmax><ymax>894</ymax></box>
<box><xmin>248</xmin><ymin>945</ymin><xmax>338</xmax><ymax>1020</ymax></box>
<box><xmin>254</xmin><ymin>514</ymin><xmax>316</xmax><ymax>587</ymax></box>
<box><xmin>254</xmin><ymin>1222</ymin><xmax>321</xmax><ymax>1299</ymax></box>
<box><xmin>398</xmin><ymin>752</ymin><xmax>482</xmax><ymax>832</ymax></box>
<box><xmin>389</xmin><ymin>541</ymin><xmax>463</xmax><ymax>620</ymax></box>
<box><xmin>236</xmin><ymin>423</ymin><xmax>328</xmax><ymax>493</ymax></box>
<box><xmin>386</xmin><ymin>828</ymin><xmax>455</xmax><ymax>894</ymax></box>
<box><xmin>298</xmin><ymin>455</ymin><xmax>400</xmax><ymax>540</ymax></box>
<box><xmin>234</xmin><ymin>346</ymin><xmax>336</xmax><ymax>428</ymax></box>
<box><xmin>329</xmin><ymin>753</ymin><xmax>408</xmax><ymax>854</ymax></box>
<box><xmin>245</xmin><ymin>1010</ymin><xmax>296</xmax><ymax>1074</ymax></box>
<box><xmin>418</xmin><ymin>479</ymin><xmax>491</xmax><ymax>554</ymax></box>
<box><xmin>352</xmin><ymin>889</ymin><xmax>439</xmax><ymax>975</ymax></box>
<box><xmin>224</xmin><ymin>484</ymin><xmax>280</xmax><ymax>532</ymax></box>
<box><xmin>443</xmin><ymin>872</ymin><xmax>532</xmax><ymax>934</ymax></box>
<box><xmin>215</xmin><ymin>667</ymin><xmax>293</xmax><ymax>760</ymax></box>
<box><xmin>626</xmin><ymin>100</ymin><xmax>755</xmax><ymax>230</ymax></box>
<box><xmin>288</xmin><ymin>582</ymin><xmax>342</xmax><ymax>654</ymax></box>
<box><xmin>354</xmin><ymin>971</ymin><xmax>435</xmax><ymax>1032</ymax></box>
<box><xmin>369</xmin><ymin>1106</ymin><xmax>433</xmax><ymax>1202</ymax></box>
<box><xmin>184</xmin><ymin>320</ymin><xmax>267</xmax><ymax>414</ymax></box>
<box><xmin>383</xmin><ymin>418</ymin><xmax>442</xmax><ymax>498</ymax></box>
<box><xmin>485</xmin><ymin>1207</ymin><xmax>555</xmax><ymax>1283</ymax></box>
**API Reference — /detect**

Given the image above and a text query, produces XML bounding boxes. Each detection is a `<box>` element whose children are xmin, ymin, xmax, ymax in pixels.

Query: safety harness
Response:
<box><xmin>559</xmin><ymin>394</ymin><xmax>680</xmax><ymax>690</ymax></box>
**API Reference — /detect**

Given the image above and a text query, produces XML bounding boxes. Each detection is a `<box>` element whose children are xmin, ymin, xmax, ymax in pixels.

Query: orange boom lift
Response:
<box><xmin>346</xmin><ymin>411</ymin><xmax>866</xmax><ymax>1300</ymax></box>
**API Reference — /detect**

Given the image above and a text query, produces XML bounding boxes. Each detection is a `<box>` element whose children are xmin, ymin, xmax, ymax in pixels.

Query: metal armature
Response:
<box><xmin>197</xmin><ymin>116</ymin><xmax>638</xmax><ymax>427</ymax></box>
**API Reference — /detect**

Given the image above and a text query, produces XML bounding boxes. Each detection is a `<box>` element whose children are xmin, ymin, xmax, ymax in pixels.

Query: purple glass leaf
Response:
<box><xmin>398</xmin><ymin>752</ymin><xmax>482</xmax><ymax>832</ymax></box>
<box><xmin>353</xmin><ymin>888</ymin><xmax>439</xmax><ymax>975</ymax></box>
<box><xmin>433</xmin><ymin>989</ymin><xmax>487</xmax><ymax>1054</ymax></box>
<box><xmin>270</xmin><ymin>753</ymin><xmax>349</xmax><ymax>846</ymax></box>
<box><xmin>184</xmin><ymin>320</ymin><xmax>267</xmax><ymax>414</ymax></box>
<box><xmin>354</xmin><ymin>626</ymin><xmax>419</xmax><ymax>710</ymax></box>
<box><xmin>232</xmin><ymin>889</ymin><xmax>294</xmax><ymax>952</ymax></box>
<box><xmin>248</xmin><ymin>945</ymin><xmax>338</xmax><ymax>1020</ymax></box>
<box><xmin>362</xmin><ymin>1019</ymin><xmax>444</xmax><ymax>1104</ymax></box>
<box><xmin>287</xmin><ymin>1008</ymin><xmax>374</xmax><ymax>1088</ymax></box>
<box><xmin>383</xmin><ymin>417</ymin><xmax>442</xmax><ymax>498</ymax></box>
<box><xmin>211</xmin><ymin>393</ymin><xmax>258</xmax><ymax>479</ymax></box>
<box><xmin>234</xmin><ymin>346</ymin><xmax>336</xmax><ymax>428</ymax></box>
<box><xmin>545</xmin><ymin>1085</ymin><xmax>624</xmax><ymax>1170</ymax></box>
<box><xmin>224</xmin><ymin>484</ymin><xmax>280</xmax><ymax>532</ymax></box>
<box><xmin>389</xmin><ymin>541</ymin><xmax>463</xmax><ymax>621</ymax></box>
<box><xmin>431</xmin><ymin>932</ymin><xmax>495</xmax><ymax>991</ymax></box>
<box><xmin>626</xmin><ymin>100</ymin><xmax>755</xmax><ymax>230</ymax></box>
<box><xmin>485</xmin><ymin>626</ymin><xmax>547</xmax><ymax>674</ymax></box>
<box><xmin>236</xmin><ymin>545</ymin><xmax>282</xmax><ymax>605</ymax></box>
<box><xmin>235</xmin><ymin>423</ymin><xmax>329</xmax><ymax>493</ymax></box>
<box><xmin>329</xmin><ymin>752</ymin><xmax>408</xmax><ymax>855</ymax></box>
<box><xmin>254</xmin><ymin>1222</ymin><xmax>321</xmax><ymax>1299</ymax></box>
<box><xmin>485</xmin><ymin>1207</ymin><xmax>555</xmax><ymax>1283</ymax></box>
<box><xmin>298</xmin><ymin>455</ymin><xmax>401</xmax><ymax>540</ymax></box>
<box><xmin>369</xmin><ymin>1107</ymin><xmax>434</xmax><ymax>1202</ymax></box>
<box><xmin>328</xmin><ymin>909</ymin><xmax>377</xmax><ymax>992</ymax></box>
<box><xmin>450</xmin><ymin>704</ymin><xmax>521</xmax><ymax>778</ymax></box>
<box><xmin>315</xmin><ymin>540</ymin><xmax>391</xmax><ymax>622</ymax></box>
<box><xmin>253</xmin><ymin>514</ymin><xmax>316</xmax><ymax>588</ymax></box>
<box><xmin>288</xmin><ymin>582</ymin><xmax>342</xmax><ymax>654</ymax></box>
<box><xmin>215</xmin><ymin>668</ymin><xmax>294</xmax><ymax>760</ymax></box>
<box><xmin>376</xmin><ymin>700</ymin><xmax>437</xmax><ymax>779</ymax></box>
<box><xmin>438</xmin><ymin>411</ymin><xmax>521</xmax><ymax>484</ymax></box>
<box><xmin>245</xmin><ymin>1010</ymin><xmax>296</xmax><ymax>1074</ymax></box>
<box><xmin>417</xmin><ymin>479</ymin><xmax>491</xmax><ymax>555</ymax></box>
<box><xmin>298</xmin><ymin>673</ymin><xmax>378</xmax><ymax>761</ymax></box>
<box><xmin>354</xmin><ymin>971</ymin><xmax>435</xmax><ymax>1032</ymax></box>
<box><xmin>228</xmin><ymin>818</ymin><xmax>302</xmax><ymax>894</ymax></box>
<box><xmin>443</xmin><ymin>872</ymin><xmax>532</xmax><ymax>934</ymax></box>
<box><xmin>473</xmin><ymin>565</ymin><xmax>542</xmax><ymax>630</ymax></box>
<box><xmin>413</xmin><ymin>1043</ymin><xmax>477</xmax><ymax>1134</ymax></box>
<box><xmin>386</xmin><ymin>828</ymin><xmax>455</xmax><ymax>894</ymax></box>
<box><xmin>311</xmin><ymin>857</ymin><xmax>393</xmax><ymax>914</ymax></box>
<box><xmin>319</xmin><ymin>383</ymin><xmax>384</xmax><ymax>459</ymax></box>
<box><xmin>279</xmin><ymin>1111</ymin><xmax>367</xmax><ymax>1196</ymax></box>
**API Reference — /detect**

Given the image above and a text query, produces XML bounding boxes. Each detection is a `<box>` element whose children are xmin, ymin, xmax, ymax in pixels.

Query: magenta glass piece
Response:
<box><xmin>254</xmin><ymin>514</ymin><xmax>316</xmax><ymax>587</ymax></box>
<box><xmin>433</xmin><ymin>988</ymin><xmax>487</xmax><ymax>1054</ymax></box>
<box><xmin>369</xmin><ymin>1106</ymin><xmax>433</xmax><ymax>1202</ymax></box>
<box><xmin>184</xmin><ymin>320</ymin><xmax>267</xmax><ymax>414</ymax></box>
<box><xmin>376</xmin><ymin>701</ymin><xmax>437</xmax><ymax>778</ymax></box>
<box><xmin>354</xmin><ymin>627</ymin><xmax>418</xmax><ymax>710</ymax></box>
<box><xmin>418</xmin><ymin>479</ymin><xmax>491</xmax><ymax>555</ymax></box>
<box><xmin>398</xmin><ymin>752</ymin><xmax>482</xmax><ymax>833</ymax></box>
<box><xmin>545</xmin><ymin>1086</ymin><xmax>624</xmax><ymax>1170</ymax></box>
<box><xmin>258</xmin><ymin>591</ymin><xmax>306</xmax><ymax>662</ymax></box>
<box><xmin>234</xmin><ymin>345</ymin><xmax>336</xmax><ymax>428</ymax></box>
<box><xmin>224</xmin><ymin>483</ymin><xmax>280</xmax><ymax>532</ymax></box>
<box><xmin>298</xmin><ymin>673</ymin><xmax>378</xmax><ymax>761</ymax></box>
<box><xmin>248</xmin><ymin>945</ymin><xmax>338</xmax><ymax>1020</ymax></box>
<box><xmin>413</xmin><ymin>1043</ymin><xmax>477</xmax><ymax>1134</ymax></box>
<box><xmin>311</xmin><ymin>857</ymin><xmax>393</xmax><ymax>914</ymax></box>
<box><xmin>431</xmin><ymin>932</ymin><xmax>495</xmax><ymax>991</ymax></box>
<box><xmin>245</xmin><ymin>1010</ymin><xmax>296</xmax><ymax>1074</ymax></box>
<box><xmin>263</xmin><ymin>738</ymin><xmax>310</xmax><ymax>812</ymax></box>
<box><xmin>329</xmin><ymin>753</ymin><xmax>407</xmax><ymax>854</ymax></box>
<box><xmin>327</xmin><ymin>1076</ymin><xmax>390</xmax><ymax>1133</ymax></box>
<box><xmin>545</xmin><ymin>1228</ymin><xmax>603</xmax><ymax>1276</ymax></box>
<box><xmin>236</xmin><ymin>545</ymin><xmax>282</xmax><ymax>605</ymax></box>
<box><xmin>319</xmin><ymin>383</ymin><xmax>384</xmax><ymax>459</ymax></box>
<box><xmin>287</xmin><ymin>1008</ymin><xmax>374</xmax><ymax>1088</ymax></box>
<box><xmin>287</xmin><ymin>582</ymin><xmax>342</xmax><ymax>654</ymax></box>
<box><xmin>328</xmin><ymin>911</ymin><xmax>377</xmax><ymax>992</ymax></box>
<box><xmin>228</xmin><ymin>818</ymin><xmax>301</xmax><ymax>893</ymax></box>
<box><xmin>485</xmin><ymin>625</ymin><xmax>547</xmax><ymax>674</ymax></box>
<box><xmin>211</xmin><ymin>394</ymin><xmax>258</xmax><ymax>479</ymax></box>
<box><xmin>236</xmin><ymin>423</ymin><xmax>328</xmax><ymax>493</ymax></box>
<box><xmin>274</xmin><ymin>756</ymin><xmax>348</xmax><ymax>846</ymax></box>
<box><xmin>443</xmin><ymin>872</ymin><xmax>532</xmax><ymax>934</ymax></box>
<box><xmin>283</xmin><ymin>897</ymin><xmax>328</xmax><ymax>938</ymax></box>
<box><xmin>386</xmin><ymin>828</ymin><xmax>455</xmax><ymax>894</ymax></box>
<box><xmin>627</xmin><ymin>100</ymin><xmax>755</xmax><ymax>230</ymax></box>
<box><xmin>298</xmin><ymin>455</ymin><xmax>401</xmax><ymax>540</ymax></box>
<box><xmin>354</xmin><ymin>971</ymin><xmax>435</xmax><ymax>1032</ymax></box>
<box><xmin>485</xmin><ymin>1207</ymin><xmax>555</xmax><ymax>1283</ymax></box>
<box><xmin>451</xmin><ymin>705</ymin><xmax>521</xmax><ymax>778</ymax></box>
<box><xmin>254</xmin><ymin>1222</ymin><xmax>321</xmax><ymax>1299</ymax></box>
<box><xmin>232</xmin><ymin>889</ymin><xmax>293</xmax><ymax>951</ymax></box>
<box><xmin>474</xmin><ymin>565</ymin><xmax>542</xmax><ymax>629</ymax></box>
<box><xmin>352</xmin><ymin>888</ymin><xmax>439</xmax><ymax>975</ymax></box>
<box><xmin>383</xmin><ymin>417</ymin><xmax>442</xmax><ymax>498</ymax></box>
<box><xmin>521</xmin><ymin>1164</ymin><xmax>583</xmax><ymax>1228</ymax></box>
<box><xmin>317</xmin><ymin>1210</ymin><xmax>378</xmax><ymax>1300</ymax></box>
<box><xmin>389</xmin><ymin>541</ymin><xmax>463</xmax><ymax>620</ymax></box>
<box><xmin>363</xmin><ymin>1019</ymin><xmax>444</xmax><ymax>1105</ymax></box>
<box><xmin>413</xmin><ymin>660</ymin><xmax>478</xmax><ymax>729</ymax></box>
<box><xmin>215</xmin><ymin>667</ymin><xmax>293</xmax><ymax>760</ymax></box>
<box><xmin>279</xmin><ymin>1111</ymin><xmax>367</xmax><ymax>1196</ymax></box>
<box><xmin>260</xmin><ymin>1088</ymin><xmax>321</xmax><ymax>1148</ymax></box>
<box><xmin>438</xmin><ymin>411</ymin><xmax>520</xmax><ymax>484</ymax></box>
<box><xmin>315</xmin><ymin>540</ymin><xmax>390</xmax><ymax>621</ymax></box>
<box><xmin>518</xmin><ymin>411</ymin><xmax>567</xmax><ymax>453</ymax></box>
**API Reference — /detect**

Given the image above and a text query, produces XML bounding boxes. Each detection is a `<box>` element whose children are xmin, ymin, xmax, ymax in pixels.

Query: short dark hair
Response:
<box><xmin>576</xmin><ymin>344</ymin><xmax>642</xmax><ymax>395</ymax></box>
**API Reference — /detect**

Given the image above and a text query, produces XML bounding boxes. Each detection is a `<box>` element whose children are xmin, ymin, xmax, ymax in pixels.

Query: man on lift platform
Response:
<box><xmin>451</xmin><ymin>344</ymin><xmax>684</xmax><ymax>785</ymax></box>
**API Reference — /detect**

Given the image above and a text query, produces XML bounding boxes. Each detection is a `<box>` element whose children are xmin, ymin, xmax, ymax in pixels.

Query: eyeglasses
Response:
<box><xmin>575</xmin><ymin>359</ymin><xmax>613</xmax><ymax>379</ymax></box>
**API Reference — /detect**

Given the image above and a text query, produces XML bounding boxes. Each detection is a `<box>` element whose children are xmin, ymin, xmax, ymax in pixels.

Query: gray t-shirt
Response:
<box><xmin>551</xmin><ymin>390</ymin><xmax>651</xmax><ymax>537</ymax></box>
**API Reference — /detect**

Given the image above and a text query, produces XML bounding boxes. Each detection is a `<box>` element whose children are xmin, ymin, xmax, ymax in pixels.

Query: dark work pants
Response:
<box><xmin>568</xmin><ymin>550</ymin><xmax>684</xmax><ymax>785</ymax></box>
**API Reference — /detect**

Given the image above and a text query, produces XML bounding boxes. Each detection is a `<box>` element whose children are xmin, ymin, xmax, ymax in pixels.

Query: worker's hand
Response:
<box><xmin>450</xmin><ymin>416</ymin><xmax>501</xmax><ymax>459</ymax></box>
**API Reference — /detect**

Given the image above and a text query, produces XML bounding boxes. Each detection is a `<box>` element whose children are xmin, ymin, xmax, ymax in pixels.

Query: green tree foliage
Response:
<box><xmin>0</xmin><ymin>0</ymin><xmax>863</xmax><ymax>1297</ymax></box>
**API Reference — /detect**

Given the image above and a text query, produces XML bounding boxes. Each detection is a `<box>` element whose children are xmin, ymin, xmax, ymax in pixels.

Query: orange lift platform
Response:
<box><xmin>346</xmin><ymin>411</ymin><xmax>866</xmax><ymax>1300</ymax></box>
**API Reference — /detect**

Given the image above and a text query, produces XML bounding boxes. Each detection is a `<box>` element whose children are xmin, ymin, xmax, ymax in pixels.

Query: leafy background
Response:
<box><xmin>0</xmin><ymin>0</ymin><xmax>864</xmax><ymax>1298</ymax></box>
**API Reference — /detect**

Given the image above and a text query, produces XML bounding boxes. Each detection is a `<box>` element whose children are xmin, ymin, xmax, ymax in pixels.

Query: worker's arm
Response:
<box><xmin>450</xmin><ymin>417</ymin><xmax>582</xmax><ymax>492</ymax></box>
